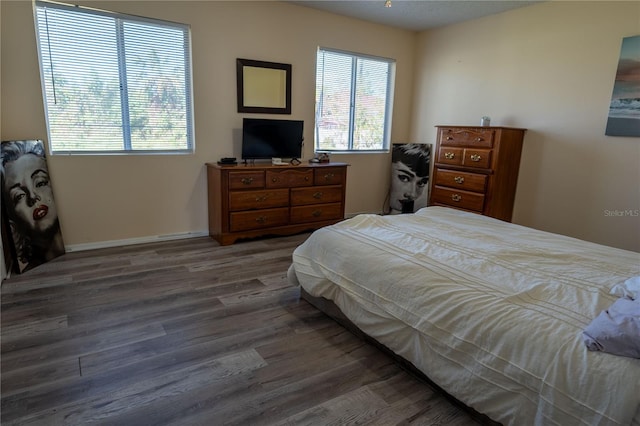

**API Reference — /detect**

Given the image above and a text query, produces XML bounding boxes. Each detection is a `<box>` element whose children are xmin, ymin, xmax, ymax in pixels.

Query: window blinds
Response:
<box><xmin>34</xmin><ymin>1</ymin><xmax>194</xmax><ymax>154</ymax></box>
<box><xmin>315</xmin><ymin>48</ymin><xmax>394</xmax><ymax>152</ymax></box>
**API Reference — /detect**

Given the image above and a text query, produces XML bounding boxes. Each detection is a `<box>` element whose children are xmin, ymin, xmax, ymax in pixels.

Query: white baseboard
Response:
<box><xmin>65</xmin><ymin>230</ymin><xmax>209</xmax><ymax>253</ymax></box>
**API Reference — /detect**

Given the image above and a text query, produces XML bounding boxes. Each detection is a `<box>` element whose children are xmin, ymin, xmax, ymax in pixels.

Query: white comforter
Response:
<box><xmin>291</xmin><ymin>207</ymin><xmax>640</xmax><ymax>426</ymax></box>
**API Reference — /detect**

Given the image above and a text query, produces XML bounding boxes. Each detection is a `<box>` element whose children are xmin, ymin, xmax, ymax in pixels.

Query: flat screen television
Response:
<box><xmin>242</xmin><ymin>118</ymin><xmax>303</xmax><ymax>160</ymax></box>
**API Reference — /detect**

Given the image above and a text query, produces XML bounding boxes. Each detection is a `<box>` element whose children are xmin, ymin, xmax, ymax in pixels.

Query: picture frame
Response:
<box><xmin>236</xmin><ymin>58</ymin><xmax>292</xmax><ymax>114</ymax></box>
<box><xmin>605</xmin><ymin>35</ymin><xmax>640</xmax><ymax>137</ymax></box>
<box><xmin>389</xmin><ymin>143</ymin><xmax>431</xmax><ymax>214</ymax></box>
<box><xmin>0</xmin><ymin>140</ymin><xmax>65</xmax><ymax>273</ymax></box>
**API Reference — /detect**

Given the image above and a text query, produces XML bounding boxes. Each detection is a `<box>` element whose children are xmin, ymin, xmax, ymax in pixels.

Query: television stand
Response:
<box><xmin>206</xmin><ymin>162</ymin><xmax>349</xmax><ymax>245</ymax></box>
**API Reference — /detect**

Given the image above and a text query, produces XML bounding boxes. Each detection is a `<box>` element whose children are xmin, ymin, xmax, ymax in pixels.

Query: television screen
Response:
<box><xmin>242</xmin><ymin>118</ymin><xmax>303</xmax><ymax>160</ymax></box>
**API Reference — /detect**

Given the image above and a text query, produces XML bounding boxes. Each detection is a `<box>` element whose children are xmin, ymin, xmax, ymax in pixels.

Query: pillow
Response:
<box><xmin>583</xmin><ymin>297</ymin><xmax>640</xmax><ymax>359</ymax></box>
<box><xmin>610</xmin><ymin>276</ymin><xmax>640</xmax><ymax>300</ymax></box>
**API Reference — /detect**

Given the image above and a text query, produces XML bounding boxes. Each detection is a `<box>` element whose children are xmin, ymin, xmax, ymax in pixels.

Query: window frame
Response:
<box><xmin>315</xmin><ymin>47</ymin><xmax>396</xmax><ymax>154</ymax></box>
<box><xmin>33</xmin><ymin>0</ymin><xmax>196</xmax><ymax>155</ymax></box>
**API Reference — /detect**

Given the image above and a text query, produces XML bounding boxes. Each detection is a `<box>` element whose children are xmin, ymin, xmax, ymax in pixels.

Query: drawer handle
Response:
<box><xmin>255</xmin><ymin>216</ymin><xmax>267</xmax><ymax>224</ymax></box>
<box><xmin>271</xmin><ymin>177</ymin><xmax>279</xmax><ymax>183</ymax></box>
<box><xmin>255</xmin><ymin>195</ymin><xmax>268</xmax><ymax>202</ymax></box>
<box><xmin>446</xmin><ymin>136</ymin><xmax>454</xmax><ymax>140</ymax></box>
<box><xmin>324</xmin><ymin>173</ymin><xmax>335</xmax><ymax>181</ymax></box>
<box><xmin>475</xmin><ymin>137</ymin><xmax>484</xmax><ymax>142</ymax></box>
<box><xmin>470</xmin><ymin>154</ymin><xmax>482</xmax><ymax>162</ymax></box>
<box><xmin>312</xmin><ymin>210</ymin><xmax>322</xmax><ymax>217</ymax></box>
<box><xmin>444</xmin><ymin>152</ymin><xmax>455</xmax><ymax>160</ymax></box>
<box><xmin>313</xmin><ymin>191</ymin><xmax>323</xmax><ymax>199</ymax></box>
<box><xmin>241</xmin><ymin>177</ymin><xmax>254</xmax><ymax>185</ymax></box>
<box><xmin>454</xmin><ymin>176</ymin><xmax>465</xmax><ymax>184</ymax></box>
<box><xmin>305</xmin><ymin>176</ymin><xmax>310</xmax><ymax>181</ymax></box>
<box><xmin>451</xmin><ymin>194</ymin><xmax>462</xmax><ymax>202</ymax></box>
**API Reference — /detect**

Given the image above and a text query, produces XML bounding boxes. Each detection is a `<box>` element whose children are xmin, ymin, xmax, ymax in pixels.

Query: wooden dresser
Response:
<box><xmin>207</xmin><ymin>162</ymin><xmax>348</xmax><ymax>245</ymax></box>
<box><xmin>429</xmin><ymin>126</ymin><xmax>526</xmax><ymax>222</ymax></box>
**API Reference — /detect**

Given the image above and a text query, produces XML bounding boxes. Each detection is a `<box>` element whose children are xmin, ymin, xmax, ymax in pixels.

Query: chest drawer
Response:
<box><xmin>429</xmin><ymin>126</ymin><xmax>526</xmax><ymax>223</ymax></box>
<box><xmin>439</xmin><ymin>127</ymin><xmax>494</xmax><ymax>148</ymax></box>
<box><xmin>437</xmin><ymin>147</ymin><xmax>464</xmax><ymax>166</ymax></box>
<box><xmin>314</xmin><ymin>167</ymin><xmax>346</xmax><ymax>186</ymax></box>
<box><xmin>434</xmin><ymin>169</ymin><xmax>487</xmax><ymax>193</ymax></box>
<box><xmin>229</xmin><ymin>207</ymin><xmax>289</xmax><ymax>232</ymax></box>
<box><xmin>228</xmin><ymin>171</ymin><xmax>265</xmax><ymax>189</ymax></box>
<box><xmin>290</xmin><ymin>203</ymin><xmax>343</xmax><ymax>224</ymax></box>
<box><xmin>431</xmin><ymin>186</ymin><xmax>485</xmax><ymax>212</ymax></box>
<box><xmin>291</xmin><ymin>185</ymin><xmax>343</xmax><ymax>206</ymax></box>
<box><xmin>462</xmin><ymin>149</ymin><xmax>492</xmax><ymax>169</ymax></box>
<box><xmin>229</xmin><ymin>189</ymin><xmax>289</xmax><ymax>212</ymax></box>
<box><xmin>266</xmin><ymin>169</ymin><xmax>313</xmax><ymax>188</ymax></box>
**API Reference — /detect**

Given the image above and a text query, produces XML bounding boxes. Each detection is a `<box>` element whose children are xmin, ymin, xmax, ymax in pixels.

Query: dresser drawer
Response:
<box><xmin>439</xmin><ymin>127</ymin><xmax>494</xmax><ymax>148</ymax></box>
<box><xmin>229</xmin><ymin>189</ymin><xmax>289</xmax><ymax>212</ymax></box>
<box><xmin>291</xmin><ymin>185</ymin><xmax>343</xmax><ymax>206</ymax></box>
<box><xmin>266</xmin><ymin>169</ymin><xmax>313</xmax><ymax>188</ymax></box>
<box><xmin>290</xmin><ymin>203</ymin><xmax>343</xmax><ymax>224</ymax></box>
<box><xmin>228</xmin><ymin>171</ymin><xmax>265</xmax><ymax>189</ymax></box>
<box><xmin>431</xmin><ymin>186</ymin><xmax>485</xmax><ymax>212</ymax></box>
<box><xmin>437</xmin><ymin>147</ymin><xmax>464</xmax><ymax>166</ymax></box>
<box><xmin>429</xmin><ymin>126</ymin><xmax>526</xmax><ymax>223</ymax></box>
<box><xmin>229</xmin><ymin>207</ymin><xmax>289</xmax><ymax>232</ymax></box>
<box><xmin>208</xmin><ymin>162</ymin><xmax>348</xmax><ymax>245</ymax></box>
<box><xmin>314</xmin><ymin>167</ymin><xmax>346</xmax><ymax>186</ymax></box>
<box><xmin>462</xmin><ymin>149</ymin><xmax>492</xmax><ymax>169</ymax></box>
<box><xmin>434</xmin><ymin>169</ymin><xmax>487</xmax><ymax>193</ymax></box>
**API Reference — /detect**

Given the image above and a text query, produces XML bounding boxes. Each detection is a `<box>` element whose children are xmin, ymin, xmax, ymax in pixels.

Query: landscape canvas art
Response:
<box><xmin>606</xmin><ymin>35</ymin><xmax>640</xmax><ymax>137</ymax></box>
<box><xmin>1</xmin><ymin>140</ymin><xmax>65</xmax><ymax>273</ymax></box>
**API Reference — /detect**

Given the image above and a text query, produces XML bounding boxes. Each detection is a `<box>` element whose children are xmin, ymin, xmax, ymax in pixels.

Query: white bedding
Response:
<box><xmin>290</xmin><ymin>207</ymin><xmax>640</xmax><ymax>426</ymax></box>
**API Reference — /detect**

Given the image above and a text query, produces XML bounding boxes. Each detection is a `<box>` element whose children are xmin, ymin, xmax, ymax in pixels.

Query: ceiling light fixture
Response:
<box><xmin>384</xmin><ymin>0</ymin><xmax>392</xmax><ymax>7</ymax></box>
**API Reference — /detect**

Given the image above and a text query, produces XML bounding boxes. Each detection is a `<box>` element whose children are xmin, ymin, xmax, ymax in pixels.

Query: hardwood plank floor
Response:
<box><xmin>1</xmin><ymin>233</ymin><xmax>482</xmax><ymax>425</ymax></box>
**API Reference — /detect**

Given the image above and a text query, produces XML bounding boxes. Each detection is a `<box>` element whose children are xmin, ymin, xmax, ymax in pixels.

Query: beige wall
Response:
<box><xmin>412</xmin><ymin>1</ymin><xmax>640</xmax><ymax>251</ymax></box>
<box><xmin>1</xmin><ymin>1</ymin><xmax>415</xmax><ymax>249</ymax></box>
<box><xmin>2</xmin><ymin>0</ymin><xmax>639</xmax><ymax>253</ymax></box>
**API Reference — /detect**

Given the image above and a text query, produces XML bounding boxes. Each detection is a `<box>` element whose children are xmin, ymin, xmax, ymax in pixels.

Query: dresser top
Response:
<box><xmin>207</xmin><ymin>161</ymin><xmax>349</xmax><ymax>170</ymax></box>
<box><xmin>436</xmin><ymin>125</ymin><xmax>527</xmax><ymax>132</ymax></box>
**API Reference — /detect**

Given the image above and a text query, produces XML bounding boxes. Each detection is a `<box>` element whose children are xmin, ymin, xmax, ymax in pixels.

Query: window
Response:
<box><xmin>34</xmin><ymin>1</ymin><xmax>194</xmax><ymax>154</ymax></box>
<box><xmin>315</xmin><ymin>48</ymin><xmax>395</xmax><ymax>153</ymax></box>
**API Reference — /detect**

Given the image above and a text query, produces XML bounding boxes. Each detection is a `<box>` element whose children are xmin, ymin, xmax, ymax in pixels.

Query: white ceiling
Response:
<box><xmin>288</xmin><ymin>0</ymin><xmax>541</xmax><ymax>32</ymax></box>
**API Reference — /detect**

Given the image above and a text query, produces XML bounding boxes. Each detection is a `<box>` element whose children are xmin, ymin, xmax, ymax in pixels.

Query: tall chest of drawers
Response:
<box><xmin>429</xmin><ymin>126</ymin><xmax>526</xmax><ymax>222</ymax></box>
<box><xmin>207</xmin><ymin>162</ymin><xmax>348</xmax><ymax>245</ymax></box>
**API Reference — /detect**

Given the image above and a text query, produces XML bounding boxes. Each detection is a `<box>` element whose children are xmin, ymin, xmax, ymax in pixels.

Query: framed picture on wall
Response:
<box><xmin>605</xmin><ymin>35</ymin><xmax>640</xmax><ymax>137</ymax></box>
<box><xmin>1</xmin><ymin>140</ymin><xmax>65</xmax><ymax>273</ymax></box>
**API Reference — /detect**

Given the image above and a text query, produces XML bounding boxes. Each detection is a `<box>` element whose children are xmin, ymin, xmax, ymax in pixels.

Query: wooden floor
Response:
<box><xmin>1</xmin><ymin>233</ymin><xmax>481</xmax><ymax>425</ymax></box>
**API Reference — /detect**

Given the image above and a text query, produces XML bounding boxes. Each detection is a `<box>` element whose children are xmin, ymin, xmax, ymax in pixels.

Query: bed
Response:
<box><xmin>288</xmin><ymin>206</ymin><xmax>640</xmax><ymax>426</ymax></box>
